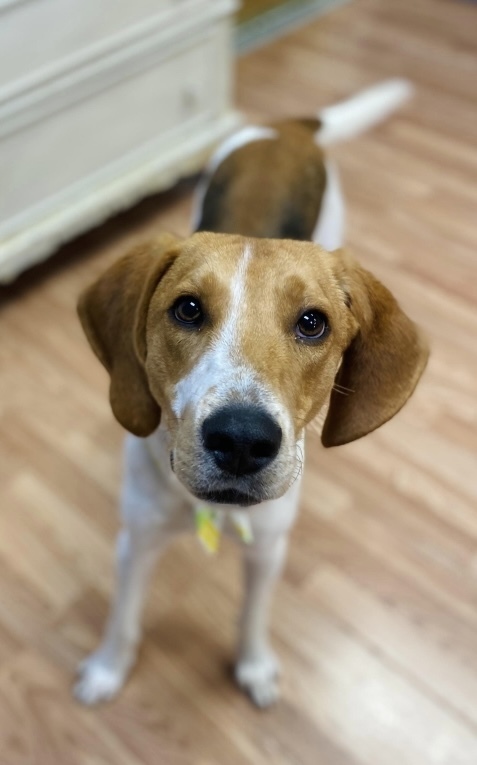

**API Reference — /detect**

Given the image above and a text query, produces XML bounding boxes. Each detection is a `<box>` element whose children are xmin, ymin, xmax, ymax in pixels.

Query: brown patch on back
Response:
<box><xmin>196</xmin><ymin>122</ymin><xmax>326</xmax><ymax>241</ymax></box>
<box><xmin>278</xmin><ymin>117</ymin><xmax>322</xmax><ymax>133</ymax></box>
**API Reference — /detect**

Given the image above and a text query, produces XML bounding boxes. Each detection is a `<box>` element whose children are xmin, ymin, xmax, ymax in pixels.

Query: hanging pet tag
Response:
<box><xmin>195</xmin><ymin>505</ymin><xmax>222</xmax><ymax>554</ymax></box>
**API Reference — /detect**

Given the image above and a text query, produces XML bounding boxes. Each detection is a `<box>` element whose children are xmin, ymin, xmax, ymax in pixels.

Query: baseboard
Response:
<box><xmin>235</xmin><ymin>0</ymin><xmax>349</xmax><ymax>54</ymax></box>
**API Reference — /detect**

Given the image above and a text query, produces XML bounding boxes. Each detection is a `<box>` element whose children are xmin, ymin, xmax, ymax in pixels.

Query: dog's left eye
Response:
<box><xmin>172</xmin><ymin>296</ymin><xmax>203</xmax><ymax>327</ymax></box>
<box><xmin>295</xmin><ymin>309</ymin><xmax>329</xmax><ymax>340</ymax></box>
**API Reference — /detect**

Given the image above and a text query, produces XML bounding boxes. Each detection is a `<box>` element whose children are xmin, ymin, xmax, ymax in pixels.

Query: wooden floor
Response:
<box><xmin>1</xmin><ymin>0</ymin><xmax>477</xmax><ymax>762</ymax></box>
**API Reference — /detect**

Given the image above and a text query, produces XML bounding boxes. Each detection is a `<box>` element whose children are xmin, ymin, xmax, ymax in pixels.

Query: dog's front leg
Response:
<box><xmin>74</xmin><ymin>523</ymin><xmax>174</xmax><ymax>705</ymax></box>
<box><xmin>235</xmin><ymin>532</ymin><xmax>288</xmax><ymax>708</ymax></box>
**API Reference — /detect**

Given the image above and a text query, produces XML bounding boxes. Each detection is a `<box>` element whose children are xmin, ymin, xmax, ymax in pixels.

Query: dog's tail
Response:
<box><xmin>315</xmin><ymin>78</ymin><xmax>413</xmax><ymax>146</ymax></box>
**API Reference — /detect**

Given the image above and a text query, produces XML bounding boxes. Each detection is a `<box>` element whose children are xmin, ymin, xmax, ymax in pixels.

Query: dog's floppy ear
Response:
<box><xmin>322</xmin><ymin>251</ymin><xmax>429</xmax><ymax>447</ymax></box>
<box><xmin>78</xmin><ymin>233</ymin><xmax>180</xmax><ymax>437</ymax></box>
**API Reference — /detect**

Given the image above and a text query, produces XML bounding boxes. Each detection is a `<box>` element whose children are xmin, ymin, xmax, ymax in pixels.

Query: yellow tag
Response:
<box><xmin>195</xmin><ymin>506</ymin><xmax>221</xmax><ymax>555</ymax></box>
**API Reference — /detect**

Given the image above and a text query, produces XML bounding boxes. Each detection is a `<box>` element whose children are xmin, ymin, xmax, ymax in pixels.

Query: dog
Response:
<box><xmin>74</xmin><ymin>79</ymin><xmax>428</xmax><ymax>708</ymax></box>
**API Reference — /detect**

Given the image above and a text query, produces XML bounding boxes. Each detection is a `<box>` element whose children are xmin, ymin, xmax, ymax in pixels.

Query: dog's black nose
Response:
<box><xmin>202</xmin><ymin>405</ymin><xmax>282</xmax><ymax>477</ymax></box>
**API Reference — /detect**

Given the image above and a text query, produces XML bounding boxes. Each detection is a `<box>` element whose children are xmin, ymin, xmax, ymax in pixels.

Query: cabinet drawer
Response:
<box><xmin>1</xmin><ymin>21</ymin><xmax>231</xmax><ymax>232</ymax></box>
<box><xmin>0</xmin><ymin>0</ymin><xmax>176</xmax><ymax>93</ymax></box>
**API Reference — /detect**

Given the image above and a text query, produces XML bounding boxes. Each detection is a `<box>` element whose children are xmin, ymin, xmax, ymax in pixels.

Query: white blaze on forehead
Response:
<box><xmin>172</xmin><ymin>244</ymin><xmax>255</xmax><ymax>419</ymax></box>
<box><xmin>221</xmin><ymin>241</ymin><xmax>252</xmax><ymax>352</ymax></box>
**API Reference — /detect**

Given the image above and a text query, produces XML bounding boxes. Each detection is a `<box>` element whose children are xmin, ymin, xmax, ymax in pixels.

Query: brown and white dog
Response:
<box><xmin>74</xmin><ymin>80</ymin><xmax>428</xmax><ymax>708</ymax></box>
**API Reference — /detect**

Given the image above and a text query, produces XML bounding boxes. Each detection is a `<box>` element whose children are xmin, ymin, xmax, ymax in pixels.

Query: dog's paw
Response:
<box><xmin>235</xmin><ymin>652</ymin><xmax>281</xmax><ymax>709</ymax></box>
<box><xmin>74</xmin><ymin>655</ymin><xmax>127</xmax><ymax>706</ymax></box>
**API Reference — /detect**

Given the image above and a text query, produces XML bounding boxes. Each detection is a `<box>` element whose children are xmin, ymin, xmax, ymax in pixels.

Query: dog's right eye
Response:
<box><xmin>171</xmin><ymin>296</ymin><xmax>204</xmax><ymax>327</ymax></box>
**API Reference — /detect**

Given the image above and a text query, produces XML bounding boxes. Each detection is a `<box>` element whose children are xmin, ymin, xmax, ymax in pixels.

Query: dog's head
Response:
<box><xmin>78</xmin><ymin>232</ymin><xmax>428</xmax><ymax>506</ymax></box>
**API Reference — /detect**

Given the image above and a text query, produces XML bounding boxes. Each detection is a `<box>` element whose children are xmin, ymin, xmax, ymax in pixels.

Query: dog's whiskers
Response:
<box><xmin>332</xmin><ymin>382</ymin><xmax>355</xmax><ymax>395</ymax></box>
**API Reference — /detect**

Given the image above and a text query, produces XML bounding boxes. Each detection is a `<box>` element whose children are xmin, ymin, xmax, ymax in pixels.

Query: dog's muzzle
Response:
<box><xmin>193</xmin><ymin>403</ymin><xmax>284</xmax><ymax>506</ymax></box>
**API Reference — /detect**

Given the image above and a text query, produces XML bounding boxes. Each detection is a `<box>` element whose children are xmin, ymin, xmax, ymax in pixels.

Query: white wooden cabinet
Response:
<box><xmin>0</xmin><ymin>0</ymin><xmax>240</xmax><ymax>282</ymax></box>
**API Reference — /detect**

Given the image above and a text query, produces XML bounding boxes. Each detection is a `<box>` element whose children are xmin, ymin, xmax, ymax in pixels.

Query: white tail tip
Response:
<box><xmin>317</xmin><ymin>78</ymin><xmax>414</xmax><ymax>146</ymax></box>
